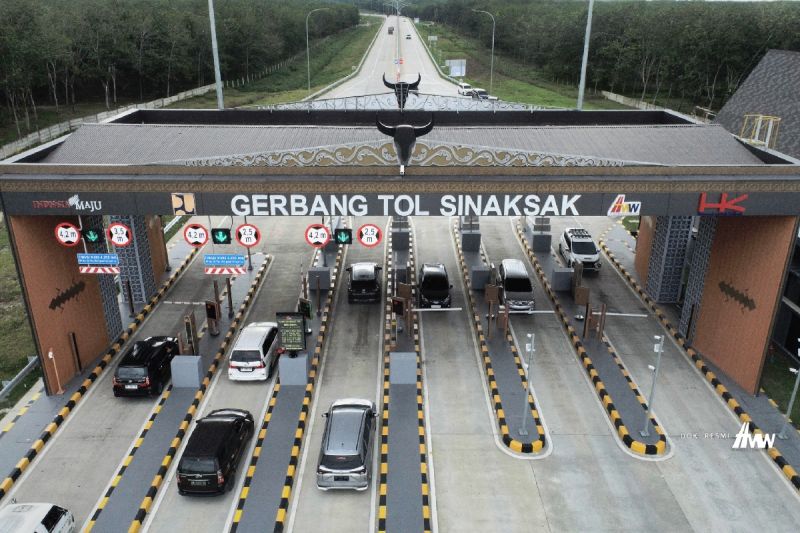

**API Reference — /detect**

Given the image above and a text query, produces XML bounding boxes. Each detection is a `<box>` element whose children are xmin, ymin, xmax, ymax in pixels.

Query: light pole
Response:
<box><xmin>778</xmin><ymin>338</ymin><xmax>800</xmax><ymax>440</ymax></box>
<box><xmin>576</xmin><ymin>0</ymin><xmax>595</xmax><ymax>110</ymax></box>
<box><xmin>207</xmin><ymin>0</ymin><xmax>224</xmax><ymax>109</ymax></box>
<box><xmin>519</xmin><ymin>333</ymin><xmax>535</xmax><ymax>436</ymax></box>
<box><xmin>306</xmin><ymin>8</ymin><xmax>331</xmax><ymax>95</ymax></box>
<box><xmin>641</xmin><ymin>334</ymin><xmax>664</xmax><ymax>437</ymax></box>
<box><xmin>472</xmin><ymin>9</ymin><xmax>495</xmax><ymax>96</ymax></box>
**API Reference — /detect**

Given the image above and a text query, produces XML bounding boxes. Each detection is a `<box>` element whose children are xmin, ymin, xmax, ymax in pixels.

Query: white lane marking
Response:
<box><xmin>412</xmin><ymin>307</ymin><xmax>463</xmax><ymax>312</ymax></box>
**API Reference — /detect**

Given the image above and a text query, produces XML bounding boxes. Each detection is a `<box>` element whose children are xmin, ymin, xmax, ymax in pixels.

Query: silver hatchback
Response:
<box><xmin>316</xmin><ymin>398</ymin><xmax>377</xmax><ymax>491</ymax></box>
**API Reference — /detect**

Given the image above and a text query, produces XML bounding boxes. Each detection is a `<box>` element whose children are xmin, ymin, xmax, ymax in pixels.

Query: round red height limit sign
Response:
<box><xmin>54</xmin><ymin>222</ymin><xmax>80</xmax><ymax>247</ymax></box>
<box><xmin>305</xmin><ymin>224</ymin><xmax>331</xmax><ymax>249</ymax></box>
<box><xmin>107</xmin><ymin>222</ymin><xmax>132</xmax><ymax>247</ymax></box>
<box><xmin>357</xmin><ymin>224</ymin><xmax>382</xmax><ymax>248</ymax></box>
<box><xmin>184</xmin><ymin>223</ymin><xmax>209</xmax><ymax>248</ymax></box>
<box><xmin>235</xmin><ymin>224</ymin><xmax>261</xmax><ymax>248</ymax></box>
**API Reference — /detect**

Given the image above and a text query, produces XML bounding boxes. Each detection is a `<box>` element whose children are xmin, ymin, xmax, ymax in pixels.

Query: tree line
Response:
<box><xmin>398</xmin><ymin>0</ymin><xmax>800</xmax><ymax>110</ymax></box>
<box><xmin>0</xmin><ymin>0</ymin><xmax>359</xmax><ymax>137</ymax></box>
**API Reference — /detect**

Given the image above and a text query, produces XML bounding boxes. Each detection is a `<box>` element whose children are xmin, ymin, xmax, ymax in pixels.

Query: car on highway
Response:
<box><xmin>0</xmin><ymin>502</ymin><xmax>75</xmax><ymax>532</ymax></box>
<box><xmin>467</xmin><ymin>88</ymin><xmax>498</xmax><ymax>101</ymax></box>
<box><xmin>347</xmin><ymin>262</ymin><xmax>382</xmax><ymax>303</ymax></box>
<box><xmin>457</xmin><ymin>82</ymin><xmax>473</xmax><ymax>95</ymax></box>
<box><xmin>498</xmin><ymin>258</ymin><xmax>535</xmax><ymax>311</ymax></box>
<box><xmin>559</xmin><ymin>227</ymin><xmax>602</xmax><ymax>272</ymax></box>
<box><xmin>316</xmin><ymin>399</ymin><xmax>378</xmax><ymax>491</ymax></box>
<box><xmin>176</xmin><ymin>409</ymin><xmax>254</xmax><ymax>495</ymax></box>
<box><xmin>418</xmin><ymin>263</ymin><xmax>453</xmax><ymax>308</ymax></box>
<box><xmin>113</xmin><ymin>336</ymin><xmax>178</xmax><ymax>397</ymax></box>
<box><xmin>228</xmin><ymin>322</ymin><xmax>279</xmax><ymax>381</ymax></box>
<box><xmin>405</xmin><ymin>33</ymin><xmax>412</xmax><ymax>39</ymax></box>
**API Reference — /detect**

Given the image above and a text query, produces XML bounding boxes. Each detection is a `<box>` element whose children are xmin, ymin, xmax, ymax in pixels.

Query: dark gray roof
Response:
<box><xmin>41</xmin><ymin>121</ymin><xmax>763</xmax><ymax>166</ymax></box>
<box><xmin>715</xmin><ymin>49</ymin><xmax>800</xmax><ymax>159</ymax></box>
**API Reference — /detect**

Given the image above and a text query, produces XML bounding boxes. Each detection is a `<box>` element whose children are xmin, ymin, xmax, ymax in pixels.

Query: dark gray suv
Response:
<box><xmin>317</xmin><ymin>399</ymin><xmax>377</xmax><ymax>491</ymax></box>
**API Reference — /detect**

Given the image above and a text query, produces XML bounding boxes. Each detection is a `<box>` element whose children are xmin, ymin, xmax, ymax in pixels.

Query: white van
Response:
<box><xmin>0</xmin><ymin>503</ymin><xmax>75</xmax><ymax>533</ymax></box>
<box><xmin>457</xmin><ymin>82</ymin><xmax>472</xmax><ymax>95</ymax></box>
<box><xmin>228</xmin><ymin>322</ymin><xmax>279</xmax><ymax>381</ymax></box>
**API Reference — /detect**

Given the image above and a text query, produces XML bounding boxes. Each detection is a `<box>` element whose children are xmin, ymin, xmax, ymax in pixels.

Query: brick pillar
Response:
<box><xmin>111</xmin><ymin>215</ymin><xmax>157</xmax><ymax>304</ymax></box>
<box><xmin>679</xmin><ymin>217</ymin><xmax>717</xmax><ymax>341</ymax></box>
<box><xmin>83</xmin><ymin>215</ymin><xmax>123</xmax><ymax>340</ymax></box>
<box><xmin>645</xmin><ymin>216</ymin><xmax>692</xmax><ymax>303</ymax></box>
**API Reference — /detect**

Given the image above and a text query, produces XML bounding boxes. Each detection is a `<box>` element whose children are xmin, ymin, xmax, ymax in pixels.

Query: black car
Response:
<box><xmin>347</xmin><ymin>262</ymin><xmax>382</xmax><ymax>303</ymax></box>
<box><xmin>113</xmin><ymin>336</ymin><xmax>178</xmax><ymax>397</ymax></box>
<box><xmin>177</xmin><ymin>409</ymin><xmax>254</xmax><ymax>495</ymax></box>
<box><xmin>418</xmin><ymin>263</ymin><xmax>452</xmax><ymax>308</ymax></box>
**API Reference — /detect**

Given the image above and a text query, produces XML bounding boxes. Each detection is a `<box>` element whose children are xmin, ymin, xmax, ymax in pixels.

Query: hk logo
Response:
<box><xmin>607</xmin><ymin>194</ymin><xmax>641</xmax><ymax>216</ymax></box>
<box><xmin>731</xmin><ymin>422</ymin><xmax>776</xmax><ymax>450</ymax></box>
<box><xmin>68</xmin><ymin>194</ymin><xmax>102</xmax><ymax>213</ymax></box>
<box><xmin>698</xmin><ymin>192</ymin><xmax>747</xmax><ymax>215</ymax></box>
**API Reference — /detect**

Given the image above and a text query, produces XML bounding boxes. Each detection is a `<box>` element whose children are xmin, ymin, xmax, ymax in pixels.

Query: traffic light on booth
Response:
<box><xmin>335</xmin><ymin>228</ymin><xmax>352</xmax><ymax>245</ymax></box>
<box><xmin>82</xmin><ymin>227</ymin><xmax>104</xmax><ymax>244</ymax></box>
<box><xmin>212</xmin><ymin>228</ymin><xmax>231</xmax><ymax>244</ymax></box>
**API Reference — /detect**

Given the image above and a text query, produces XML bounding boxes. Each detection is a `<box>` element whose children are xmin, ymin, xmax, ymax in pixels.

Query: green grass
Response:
<box><xmin>0</xmin><ymin>218</ymin><xmax>36</xmax><ymax>382</ymax></box>
<box><xmin>761</xmin><ymin>348</ymin><xmax>800</xmax><ymax>430</ymax></box>
<box><xmin>171</xmin><ymin>18</ymin><xmax>382</xmax><ymax>109</ymax></box>
<box><xmin>0</xmin><ymin>370</ymin><xmax>42</xmax><ymax>414</ymax></box>
<box><xmin>161</xmin><ymin>215</ymin><xmax>185</xmax><ymax>244</ymax></box>
<box><xmin>416</xmin><ymin>23</ymin><xmax>628</xmax><ymax>110</ymax></box>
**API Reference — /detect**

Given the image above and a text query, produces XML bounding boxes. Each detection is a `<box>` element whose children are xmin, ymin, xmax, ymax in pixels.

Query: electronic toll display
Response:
<box><xmin>276</xmin><ymin>312</ymin><xmax>306</xmax><ymax>352</ymax></box>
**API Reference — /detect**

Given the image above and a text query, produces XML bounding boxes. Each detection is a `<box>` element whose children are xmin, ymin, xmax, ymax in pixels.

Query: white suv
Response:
<box><xmin>228</xmin><ymin>322</ymin><xmax>279</xmax><ymax>381</ymax></box>
<box><xmin>457</xmin><ymin>82</ymin><xmax>472</xmax><ymax>95</ymax></box>
<box><xmin>559</xmin><ymin>228</ymin><xmax>602</xmax><ymax>272</ymax></box>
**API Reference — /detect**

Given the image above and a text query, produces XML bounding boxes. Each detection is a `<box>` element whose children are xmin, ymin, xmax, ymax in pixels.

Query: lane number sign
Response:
<box><xmin>235</xmin><ymin>224</ymin><xmax>261</xmax><ymax>248</ymax></box>
<box><xmin>184</xmin><ymin>223</ymin><xmax>209</xmax><ymax>247</ymax></box>
<box><xmin>106</xmin><ymin>222</ymin><xmax>132</xmax><ymax>247</ymax></box>
<box><xmin>305</xmin><ymin>224</ymin><xmax>331</xmax><ymax>248</ymax></box>
<box><xmin>54</xmin><ymin>222</ymin><xmax>80</xmax><ymax>247</ymax></box>
<box><xmin>357</xmin><ymin>224</ymin><xmax>382</xmax><ymax>248</ymax></box>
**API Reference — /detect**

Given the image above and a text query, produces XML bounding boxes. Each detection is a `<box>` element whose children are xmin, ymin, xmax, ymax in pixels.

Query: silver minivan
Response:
<box><xmin>316</xmin><ymin>399</ymin><xmax>377</xmax><ymax>491</ymax></box>
<box><xmin>498</xmin><ymin>258</ymin><xmax>535</xmax><ymax>311</ymax></box>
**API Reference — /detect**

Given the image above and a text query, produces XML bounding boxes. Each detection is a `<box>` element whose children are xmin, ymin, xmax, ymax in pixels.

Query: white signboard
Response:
<box><xmin>445</xmin><ymin>59</ymin><xmax>466</xmax><ymax>77</ymax></box>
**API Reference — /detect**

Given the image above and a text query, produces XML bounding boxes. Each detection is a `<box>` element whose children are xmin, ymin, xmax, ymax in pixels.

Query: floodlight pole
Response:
<box><xmin>472</xmin><ymin>10</ymin><xmax>495</xmax><ymax>95</ymax></box>
<box><xmin>306</xmin><ymin>8</ymin><xmax>330</xmax><ymax>95</ymax></box>
<box><xmin>576</xmin><ymin>0</ymin><xmax>595</xmax><ymax>110</ymax></box>
<box><xmin>207</xmin><ymin>0</ymin><xmax>224</xmax><ymax>110</ymax></box>
<box><xmin>640</xmin><ymin>335</ymin><xmax>664</xmax><ymax>437</ymax></box>
<box><xmin>778</xmin><ymin>339</ymin><xmax>800</xmax><ymax>440</ymax></box>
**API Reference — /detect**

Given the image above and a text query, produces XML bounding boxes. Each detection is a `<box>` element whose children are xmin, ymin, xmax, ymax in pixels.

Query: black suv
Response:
<box><xmin>418</xmin><ymin>263</ymin><xmax>452</xmax><ymax>308</ymax></box>
<box><xmin>177</xmin><ymin>409</ymin><xmax>254</xmax><ymax>495</ymax></box>
<box><xmin>347</xmin><ymin>262</ymin><xmax>382</xmax><ymax>303</ymax></box>
<box><xmin>113</xmin><ymin>336</ymin><xmax>178</xmax><ymax>397</ymax></box>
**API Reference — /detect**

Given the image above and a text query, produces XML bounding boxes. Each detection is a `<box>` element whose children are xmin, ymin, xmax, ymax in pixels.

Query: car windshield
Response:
<box><xmin>505</xmin><ymin>277</ymin><xmax>532</xmax><ymax>293</ymax></box>
<box><xmin>572</xmin><ymin>241</ymin><xmax>597</xmax><ymax>255</ymax></box>
<box><xmin>461</xmin><ymin>84</ymin><xmax>471</xmax><ymax>90</ymax></box>
<box><xmin>117</xmin><ymin>366</ymin><xmax>146</xmax><ymax>379</ymax></box>
<box><xmin>321</xmin><ymin>453</ymin><xmax>362</xmax><ymax>471</ymax></box>
<box><xmin>422</xmin><ymin>273</ymin><xmax>448</xmax><ymax>291</ymax></box>
<box><xmin>179</xmin><ymin>456</ymin><xmax>217</xmax><ymax>474</ymax></box>
<box><xmin>351</xmin><ymin>279</ymin><xmax>376</xmax><ymax>291</ymax></box>
<box><xmin>475</xmin><ymin>90</ymin><xmax>487</xmax><ymax>96</ymax></box>
<box><xmin>231</xmin><ymin>349</ymin><xmax>261</xmax><ymax>362</ymax></box>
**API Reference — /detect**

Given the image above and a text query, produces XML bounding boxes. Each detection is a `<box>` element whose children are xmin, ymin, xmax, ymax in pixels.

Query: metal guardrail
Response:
<box><xmin>162</xmin><ymin>215</ymin><xmax>185</xmax><ymax>236</ymax></box>
<box><xmin>0</xmin><ymin>357</ymin><xmax>40</xmax><ymax>402</ymax></box>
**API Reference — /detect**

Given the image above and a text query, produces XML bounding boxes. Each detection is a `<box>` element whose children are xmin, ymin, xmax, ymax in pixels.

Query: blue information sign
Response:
<box><xmin>204</xmin><ymin>254</ymin><xmax>246</xmax><ymax>267</ymax></box>
<box><xmin>77</xmin><ymin>253</ymin><xmax>119</xmax><ymax>266</ymax></box>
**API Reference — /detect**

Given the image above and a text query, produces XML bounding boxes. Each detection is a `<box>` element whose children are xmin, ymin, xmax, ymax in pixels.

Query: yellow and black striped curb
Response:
<box><xmin>230</xmin><ymin>383</ymin><xmax>280</xmax><ymax>527</ymax></box>
<box><xmin>452</xmin><ymin>223</ymin><xmax>545</xmax><ymax>454</ymax></box>
<box><xmin>272</xmin><ymin>242</ymin><xmax>344</xmax><ymax>533</ymax></box>
<box><xmin>515</xmin><ymin>225</ymin><xmax>667</xmax><ymax>456</ymax></box>
<box><xmin>85</xmin><ymin>385</ymin><xmax>173</xmax><ymax>531</ymax></box>
<box><xmin>0</xmin><ymin>386</ymin><xmax>44</xmax><ymax>440</ymax></box>
<box><xmin>599</xmin><ymin>238</ymin><xmax>799</xmax><ymax>486</ymax></box>
<box><xmin>128</xmin><ymin>258</ymin><xmax>270</xmax><ymax>532</ymax></box>
<box><xmin>378</xmin><ymin>226</ymin><xmax>432</xmax><ymax>533</ymax></box>
<box><xmin>0</xmin><ymin>247</ymin><xmax>199</xmax><ymax>502</ymax></box>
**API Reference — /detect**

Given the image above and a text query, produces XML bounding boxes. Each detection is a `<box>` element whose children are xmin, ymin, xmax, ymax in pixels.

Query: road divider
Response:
<box><xmin>0</xmin><ymin>247</ymin><xmax>199</xmax><ymax>503</ymax></box>
<box><xmin>127</xmin><ymin>256</ymin><xmax>270</xmax><ymax>532</ymax></box>
<box><xmin>515</xmin><ymin>223</ymin><xmax>667</xmax><ymax>456</ymax></box>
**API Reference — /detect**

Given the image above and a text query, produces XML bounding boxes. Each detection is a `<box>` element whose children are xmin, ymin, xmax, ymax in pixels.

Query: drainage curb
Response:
<box><xmin>128</xmin><ymin>257</ymin><xmax>270</xmax><ymax>532</ymax></box>
<box><xmin>454</xmin><ymin>223</ymin><xmax>546</xmax><ymax>454</ymax></box>
<box><xmin>0</xmin><ymin>247</ymin><xmax>199</xmax><ymax>501</ymax></box>
<box><xmin>515</xmin><ymin>224</ymin><xmax>667</xmax><ymax>456</ymax></box>
<box><xmin>599</xmin><ymin>237</ymin><xmax>799</xmax><ymax>486</ymax></box>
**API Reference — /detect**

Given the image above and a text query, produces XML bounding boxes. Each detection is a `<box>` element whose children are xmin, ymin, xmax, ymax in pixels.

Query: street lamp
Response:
<box><xmin>472</xmin><ymin>9</ymin><xmax>495</xmax><ymax>96</ymax></box>
<box><xmin>576</xmin><ymin>0</ymin><xmax>595</xmax><ymax>110</ymax></box>
<box><xmin>641</xmin><ymin>334</ymin><xmax>664</xmax><ymax>438</ymax></box>
<box><xmin>778</xmin><ymin>338</ymin><xmax>800</xmax><ymax>440</ymax></box>
<box><xmin>207</xmin><ymin>0</ymin><xmax>224</xmax><ymax>109</ymax></box>
<box><xmin>306</xmin><ymin>8</ymin><xmax>331</xmax><ymax>95</ymax></box>
<box><xmin>519</xmin><ymin>333</ymin><xmax>535</xmax><ymax>436</ymax></box>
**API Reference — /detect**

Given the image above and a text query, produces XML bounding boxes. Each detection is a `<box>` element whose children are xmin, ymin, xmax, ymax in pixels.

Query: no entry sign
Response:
<box><xmin>357</xmin><ymin>224</ymin><xmax>382</xmax><ymax>248</ymax></box>
<box><xmin>184</xmin><ymin>223</ymin><xmax>209</xmax><ymax>247</ymax></box>
<box><xmin>305</xmin><ymin>224</ymin><xmax>331</xmax><ymax>248</ymax></box>
<box><xmin>106</xmin><ymin>222</ymin><xmax>132</xmax><ymax>247</ymax></box>
<box><xmin>54</xmin><ymin>222</ymin><xmax>80</xmax><ymax>247</ymax></box>
<box><xmin>235</xmin><ymin>224</ymin><xmax>261</xmax><ymax>248</ymax></box>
